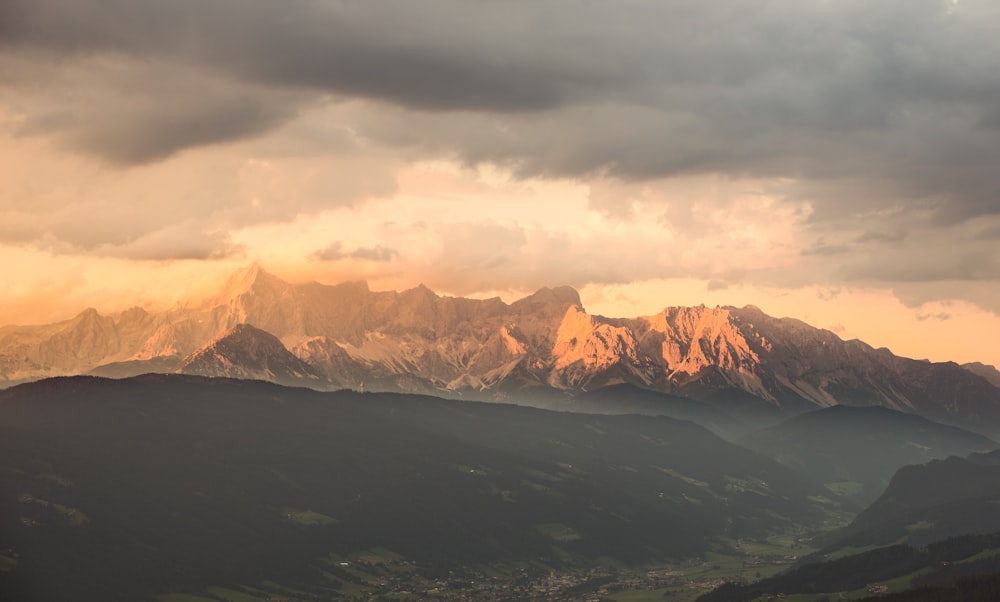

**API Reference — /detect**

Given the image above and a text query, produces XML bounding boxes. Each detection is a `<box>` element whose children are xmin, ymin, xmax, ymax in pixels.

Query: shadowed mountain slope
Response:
<box><xmin>819</xmin><ymin>450</ymin><xmax>1000</xmax><ymax>551</ymax></box>
<box><xmin>178</xmin><ymin>323</ymin><xmax>323</xmax><ymax>386</ymax></box>
<box><xmin>698</xmin><ymin>532</ymin><xmax>1000</xmax><ymax>602</ymax></box>
<box><xmin>740</xmin><ymin>405</ymin><xmax>997</xmax><ymax>505</ymax></box>
<box><xmin>0</xmin><ymin>375</ymin><xmax>844</xmax><ymax>601</ymax></box>
<box><xmin>564</xmin><ymin>383</ymin><xmax>752</xmax><ymax>438</ymax></box>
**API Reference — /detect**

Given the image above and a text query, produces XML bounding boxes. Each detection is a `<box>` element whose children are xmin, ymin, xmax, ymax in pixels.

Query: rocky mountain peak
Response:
<box><xmin>117</xmin><ymin>306</ymin><xmax>149</xmax><ymax>323</ymax></box>
<box><xmin>187</xmin><ymin>323</ymin><xmax>288</xmax><ymax>361</ymax></box>
<box><xmin>396</xmin><ymin>283</ymin><xmax>440</xmax><ymax>310</ymax></box>
<box><xmin>217</xmin><ymin>263</ymin><xmax>289</xmax><ymax>301</ymax></box>
<box><xmin>552</xmin><ymin>305</ymin><xmax>639</xmax><ymax>372</ymax></box>
<box><xmin>964</xmin><ymin>362</ymin><xmax>1000</xmax><ymax>388</ymax></box>
<box><xmin>217</xmin><ymin>323</ymin><xmax>268</xmax><ymax>339</ymax></box>
<box><xmin>512</xmin><ymin>286</ymin><xmax>582</xmax><ymax>312</ymax></box>
<box><xmin>644</xmin><ymin>305</ymin><xmax>760</xmax><ymax>375</ymax></box>
<box><xmin>178</xmin><ymin>323</ymin><xmax>321</xmax><ymax>385</ymax></box>
<box><xmin>75</xmin><ymin>307</ymin><xmax>102</xmax><ymax>320</ymax></box>
<box><xmin>325</xmin><ymin>280</ymin><xmax>371</xmax><ymax>295</ymax></box>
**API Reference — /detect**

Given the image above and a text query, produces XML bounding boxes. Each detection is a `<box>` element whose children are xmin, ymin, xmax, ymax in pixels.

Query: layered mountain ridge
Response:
<box><xmin>178</xmin><ymin>324</ymin><xmax>323</xmax><ymax>386</ymax></box>
<box><xmin>2</xmin><ymin>264</ymin><xmax>999</xmax><ymax>431</ymax></box>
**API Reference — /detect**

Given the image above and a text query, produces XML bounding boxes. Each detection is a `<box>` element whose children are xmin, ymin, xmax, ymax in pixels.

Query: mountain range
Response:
<box><xmin>3</xmin><ymin>264</ymin><xmax>1000</xmax><ymax>434</ymax></box>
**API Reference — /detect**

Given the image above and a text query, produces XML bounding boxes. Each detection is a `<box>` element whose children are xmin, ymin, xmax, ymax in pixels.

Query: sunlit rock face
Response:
<box><xmin>553</xmin><ymin>306</ymin><xmax>640</xmax><ymax>371</ymax></box>
<box><xmin>1</xmin><ymin>265</ymin><xmax>999</xmax><ymax>429</ymax></box>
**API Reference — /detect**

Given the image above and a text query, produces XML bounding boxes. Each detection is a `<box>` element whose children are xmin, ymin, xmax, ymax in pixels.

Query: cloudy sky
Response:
<box><xmin>2</xmin><ymin>0</ymin><xmax>1000</xmax><ymax>367</ymax></box>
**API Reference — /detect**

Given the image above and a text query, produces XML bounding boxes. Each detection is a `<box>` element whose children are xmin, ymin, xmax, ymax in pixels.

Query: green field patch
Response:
<box><xmin>550</xmin><ymin>545</ymin><xmax>576</xmax><ymax>562</ymax></box>
<box><xmin>610</xmin><ymin>588</ymin><xmax>672</xmax><ymax>601</ymax></box>
<box><xmin>36</xmin><ymin>473</ymin><xmax>74</xmax><ymax>487</ymax></box>
<box><xmin>824</xmin><ymin>480</ymin><xmax>864</xmax><ymax>497</ymax></box>
<box><xmin>523</xmin><ymin>480</ymin><xmax>561</xmax><ymax>498</ymax></box>
<box><xmin>724</xmin><ymin>475</ymin><xmax>771</xmax><ymax>496</ymax></box>
<box><xmin>768</xmin><ymin>594</ymin><xmax>839</xmax><ymax>602</ymax></box>
<box><xmin>904</xmin><ymin>440</ymin><xmax>931</xmax><ymax>451</ymax></box>
<box><xmin>832</xmin><ymin>566</ymin><xmax>935</xmax><ymax>599</ymax></box>
<box><xmin>480</xmin><ymin>482</ymin><xmax>517</xmax><ymax>502</ymax></box>
<box><xmin>17</xmin><ymin>492</ymin><xmax>45</xmax><ymax>505</ymax></box>
<box><xmin>640</xmin><ymin>434</ymin><xmax>667</xmax><ymax>447</ymax></box>
<box><xmin>535</xmin><ymin>522</ymin><xmax>582</xmax><ymax>542</ymax></box>
<box><xmin>334</xmin><ymin>577</ymin><xmax>374</xmax><ymax>596</ymax></box>
<box><xmin>349</xmin><ymin>546</ymin><xmax>405</xmax><ymax>565</ymax></box>
<box><xmin>256</xmin><ymin>580</ymin><xmax>317</xmax><ymax>598</ymax></box>
<box><xmin>555</xmin><ymin>461</ymin><xmax>585</xmax><ymax>475</ymax></box>
<box><xmin>205</xmin><ymin>586</ymin><xmax>269</xmax><ymax>602</ymax></box>
<box><xmin>454</xmin><ymin>464</ymin><xmax>493</xmax><ymax>476</ymax></box>
<box><xmin>822</xmin><ymin>543</ymin><xmax>884</xmax><ymax>561</ymax></box>
<box><xmin>282</xmin><ymin>508</ymin><xmax>338</xmax><ymax>526</ymax></box>
<box><xmin>52</xmin><ymin>503</ymin><xmax>88</xmax><ymax>525</ymax></box>
<box><xmin>954</xmin><ymin>546</ymin><xmax>1000</xmax><ymax>565</ymax></box>
<box><xmin>521</xmin><ymin>467</ymin><xmax>565</xmax><ymax>482</ymax></box>
<box><xmin>0</xmin><ymin>553</ymin><xmax>18</xmax><ymax>573</ymax></box>
<box><xmin>653</xmin><ymin>466</ymin><xmax>709</xmax><ymax>487</ymax></box>
<box><xmin>17</xmin><ymin>492</ymin><xmax>88</xmax><ymax>525</ymax></box>
<box><xmin>323</xmin><ymin>555</ymin><xmax>382</xmax><ymax>588</ymax></box>
<box><xmin>807</xmin><ymin>494</ymin><xmax>836</xmax><ymax>505</ymax></box>
<box><xmin>669</xmin><ymin>534</ymin><xmax>815</xmax><ymax>592</ymax></box>
<box><xmin>680</xmin><ymin>493</ymin><xmax>703</xmax><ymax>505</ymax></box>
<box><xmin>736</xmin><ymin>540</ymin><xmax>802</xmax><ymax>558</ymax></box>
<box><xmin>596</xmin><ymin>555</ymin><xmax>629</xmax><ymax>570</ymax></box>
<box><xmin>156</xmin><ymin>594</ymin><xmax>219</xmax><ymax>602</ymax></box>
<box><xmin>905</xmin><ymin>519</ymin><xmax>934</xmax><ymax>532</ymax></box>
<box><xmin>879</xmin><ymin>567</ymin><xmax>934</xmax><ymax>592</ymax></box>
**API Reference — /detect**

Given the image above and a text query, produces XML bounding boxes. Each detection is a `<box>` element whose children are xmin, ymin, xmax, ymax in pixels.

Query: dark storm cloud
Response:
<box><xmin>70</xmin><ymin>87</ymin><xmax>294</xmax><ymax>165</ymax></box>
<box><xmin>0</xmin><ymin>0</ymin><xmax>581</xmax><ymax>111</ymax></box>
<box><xmin>3</xmin><ymin>0</ymin><xmax>1000</xmax><ymax>224</ymax></box>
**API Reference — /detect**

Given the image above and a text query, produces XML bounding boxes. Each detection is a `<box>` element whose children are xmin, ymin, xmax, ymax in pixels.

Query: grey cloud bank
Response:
<box><xmin>2</xmin><ymin>0</ymin><xmax>1000</xmax><ymax>306</ymax></box>
<box><xmin>4</xmin><ymin>0</ymin><xmax>1000</xmax><ymax>213</ymax></box>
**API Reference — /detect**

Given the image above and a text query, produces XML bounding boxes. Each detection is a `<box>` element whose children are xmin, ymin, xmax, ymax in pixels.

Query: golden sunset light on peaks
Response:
<box><xmin>3</xmin><ymin>0</ymin><xmax>1000</xmax><ymax>371</ymax></box>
